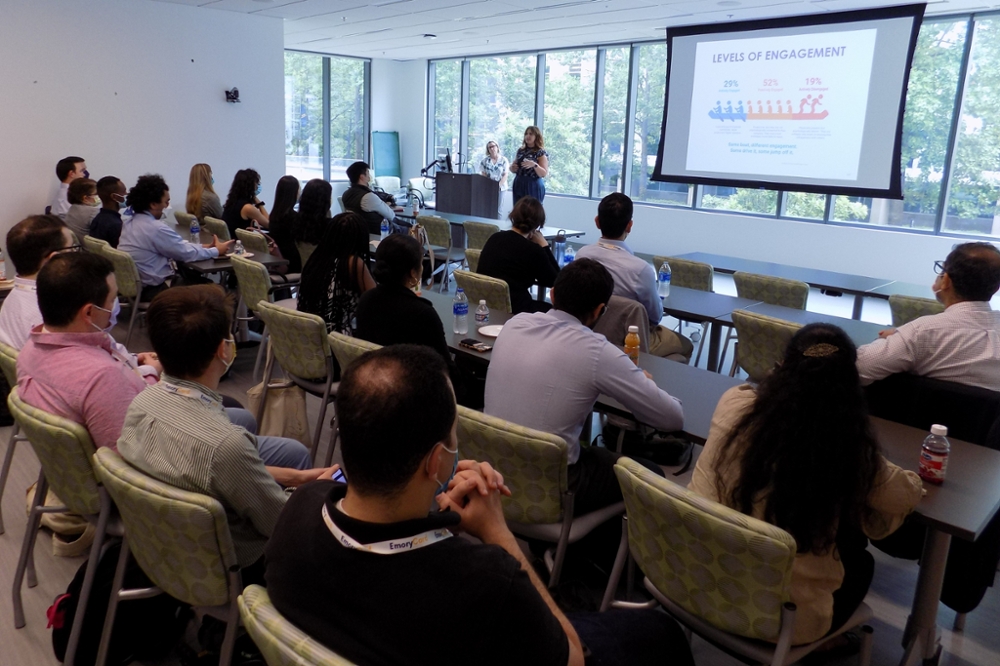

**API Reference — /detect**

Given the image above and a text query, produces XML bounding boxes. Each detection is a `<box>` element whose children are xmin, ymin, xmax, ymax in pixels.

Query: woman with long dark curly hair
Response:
<box><xmin>690</xmin><ymin>323</ymin><xmax>922</xmax><ymax>646</ymax></box>
<box><xmin>297</xmin><ymin>212</ymin><xmax>375</xmax><ymax>334</ymax></box>
<box><xmin>222</xmin><ymin>168</ymin><xmax>269</xmax><ymax>238</ymax></box>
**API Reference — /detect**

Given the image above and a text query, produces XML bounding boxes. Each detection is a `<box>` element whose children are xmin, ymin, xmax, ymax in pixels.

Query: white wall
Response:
<box><xmin>370</xmin><ymin>58</ymin><xmax>428</xmax><ymax>185</ymax></box>
<box><xmin>0</xmin><ymin>0</ymin><xmax>284</xmax><ymax>239</ymax></box>
<box><xmin>543</xmin><ymin>195</ymin><xmax>957</xmax><ymax>286</ymax></box>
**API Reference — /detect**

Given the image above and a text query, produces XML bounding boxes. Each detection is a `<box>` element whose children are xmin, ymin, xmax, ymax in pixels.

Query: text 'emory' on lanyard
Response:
<box><xmin>322</xmin><ymin>502</ymin><xmax>452</xmax><ymax>555</ymax></box>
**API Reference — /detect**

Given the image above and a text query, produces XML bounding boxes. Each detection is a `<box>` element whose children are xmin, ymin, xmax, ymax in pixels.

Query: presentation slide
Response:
<box><xmin>686</xmin><ymin>30</ymin><xmax>877</xmax><ymax>180</ymax></box>
<box><xmin>654</xmin><ymin>5</ymin><xmax>925</xmax><ymax>199</ymax></box>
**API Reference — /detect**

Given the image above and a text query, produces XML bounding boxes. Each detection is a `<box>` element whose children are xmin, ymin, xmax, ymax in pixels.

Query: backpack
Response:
<box><xmin>48</xmin><ymin>540</ymin><xmax>191</xmax><ymax>665</ymax></box>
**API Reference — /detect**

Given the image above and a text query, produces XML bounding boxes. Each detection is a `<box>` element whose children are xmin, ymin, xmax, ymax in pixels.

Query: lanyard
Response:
<box><xmin>13</xmin><ymin>281</ymin><xmax>36</xmax><ymax>293</ymax></box>
<box><xmin>158</xmin><ymin>381</ymin><xmax>222</xmax><ymax>409</ymax></box>
<box><xmin>321</xmin><ymin>502</ymin><xmax>452</xmax><ymax>555</ymax></box>
<box><xmin>596</xmin><ymin>241</ymin><xmax>624</xmax><ymax>252</ymax></box>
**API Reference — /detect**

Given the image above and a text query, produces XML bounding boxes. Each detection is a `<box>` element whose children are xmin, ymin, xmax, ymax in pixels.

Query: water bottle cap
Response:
<box><xmin>931</xmin><ymin>424</ymin><xmax>948</xmax><ymax>437</ymax></box>
<box><xmin>456</xmin><ymin>288</ymin><xmax>464</xmax><ymax>293</ymax></box>
<box><xmin>628</xmin><ymin>325</ymin><xmax>639</xmax><ymax>333</ymax></box>
<box><xmin>479</xmin><ymin>300</ymin><xmax>486</xmax><ymax>305</ymax></box>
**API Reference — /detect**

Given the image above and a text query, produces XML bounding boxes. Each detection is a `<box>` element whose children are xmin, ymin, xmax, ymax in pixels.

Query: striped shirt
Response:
<box><xmin>856</xmin><ymin>300</ymin><xmax>1000</xmax><ymax>391</ymax></box>
<box><xmin>117</xmin><ymin>375</ymin><xmax>287</xmax><ymax>567</ymax></box>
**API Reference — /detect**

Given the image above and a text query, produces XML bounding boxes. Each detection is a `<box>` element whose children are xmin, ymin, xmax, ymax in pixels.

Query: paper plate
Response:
<box><xmin>478</xmin><ymin>325</ymin><xmax>504</xmax><ymax>338</ymax></box>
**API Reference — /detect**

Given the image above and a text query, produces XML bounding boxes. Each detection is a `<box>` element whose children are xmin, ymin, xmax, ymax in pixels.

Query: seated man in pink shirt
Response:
<box><xmin>17</xmin><ymin>252</ymin><xmax>160</xmax><ymax>450</ymax></box>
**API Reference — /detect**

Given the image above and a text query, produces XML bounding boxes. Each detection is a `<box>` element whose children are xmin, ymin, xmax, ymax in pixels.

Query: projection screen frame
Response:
<box><xmin>652</xmin><ymin>3</ymin><xmax>926</xmax><ymax>200</ymax></box>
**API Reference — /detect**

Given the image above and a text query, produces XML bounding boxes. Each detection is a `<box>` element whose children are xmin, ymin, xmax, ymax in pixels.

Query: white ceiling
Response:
<box><xmin>150</xmin><ymin>0</ymin><xmax>1000</xmax><ymax>60</ymax></box>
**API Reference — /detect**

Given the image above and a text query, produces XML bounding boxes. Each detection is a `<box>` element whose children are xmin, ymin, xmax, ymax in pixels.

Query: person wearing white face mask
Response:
<box><xmin>89</xmin><ymin>176</ymin><xmax>128</xmax><ymax>248</ymax></box>
<box><xmin>63</xmin><ymin>177</ymin><xmax>101</xmax><ymax>243</ymax></box>
<box><xmin>117</xmin><ymin>285</ymin><xmax>338</xmax><ymax>585</ymax></box>
<box><xmin>118</xmin><ymin>173</ymin><xmax>234</xmax><ymax>301</ymax></box>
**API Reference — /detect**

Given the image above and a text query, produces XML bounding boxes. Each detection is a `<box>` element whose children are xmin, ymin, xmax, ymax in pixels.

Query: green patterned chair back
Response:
<box><xmin>297</xmin><ymin>242</ymin><xmax>318</xmax><ymax>268</ymax></box>
<box><xmin>465</xmin><ymin>248</ymin><xmax>482</xmax><ymax>274</ymax></box>
<box><xmin>82</xmin><ymin>235</ymin><xmax>110</xmax><ymax>255</ymax></box>
<box><xmin>203</xmin><ymin>216</ymin><xmax>231</xmax><ymax>242</ymax></box>
<box><xmin>0</xmin><ymin>341</ymin><xmax>18</xmax><ymax>387</ymax></box>
<box><xmin>464</xmin><ymin>221</ymin><xmax>499</xmax><ymax>250</ymax></box>
<box><xmin>889</xmin><ymin>294</ymin><xmax>944</xmax><ymax>327</ymax></box>
<box><xmin>730</xmin><ymin>310</ymin><xmax>802</xmax><ymax>383</ymax></box>
<box><xmin>174</xmin><ymin>211</ymin><xmax>197</xmax><ymax>228</ymax></box>
<box><xmin>614</xmin><ymin>457</ymin><xmax>797</xmax><ymax>641</ymax></box>
<box><xmin>654</xmin><ymin>256</ymin><xmax>713</xmax><ymax>292</ymax></box>
<box><xmin>417</xmin><ymin>215</ymin><xmax>452</xmax><ymax>249</ymax></box>
<box><xmin>8</xmin><ymin>388</ymin><xmax>100</xmax><ymax>516</ymax></box>
<box><xmin>92</xmin><ymin>448</ymin><xmax>238</xmax><ymax>607</ymax></box>
<box><xmin>236</xmin><ymin>228</ymin><xmax>271</xmax><ymax>255</ymax></box>
<box><xmin>231</xmin><ymin>255</ymin><xmax>274</xmax><ymax>314</ymax></box>
<box><xmin>102</xmin><ymin>246</ymin><xmax>142</xmax><ymax>300</ymax></box>
<box><xmin>256</xmin><ymin>301</ymin><xmax>331</xmax><ymax>380</ymax></box>
<box><xmin>328</xmin><ymin>332</ymin><xmax>381</xmax><ymax>375</ymax></box>
<box><xmin>453</xmin><ymin>269</ymin><xmax>511</xmax><ymax>313</ymax></box>
<box><xmin>240</xmin><ymin>585</ymin><xmax>357</xmax><ymax>666</ymax></box>
<box><xmin>456</xmin><ymin>406</ymin><xmax>567</xmax><ymax>525</ymax></box>
<box><xmin>733</xmin><ymin>271</ymin><xmax>809</xmax><ymax>310</ymax></box>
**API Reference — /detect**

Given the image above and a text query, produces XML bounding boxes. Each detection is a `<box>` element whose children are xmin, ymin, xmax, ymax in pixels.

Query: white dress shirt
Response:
<box><xmin>484</xmin><ymin>309</ymin><xmax>684</xmax><ymax>464</ymax></box>
<box><xmin>0</xmin><ymin>278</ymin><xmax>42</xmax><ymax>349</ymax></box>
<box><xmin>575</xmin><ymin>239</ymin><xmax>662</xmax><ymax>325</ymax></box>
<box><xmin>50</xmin><ymin>183</ymin><xmax>70</xmax><ymax>220</ymax></box>
<box><xmin>856</xmin><ymin>300</ymin><xmax>1000</xmax><ymax>391</ymax></box>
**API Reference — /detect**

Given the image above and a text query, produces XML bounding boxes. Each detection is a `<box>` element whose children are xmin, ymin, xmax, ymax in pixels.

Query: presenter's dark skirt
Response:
<box><xmin>512</xmin><ymin>176</ymin><xmax>545</xmax><ymax>205</ymax></box>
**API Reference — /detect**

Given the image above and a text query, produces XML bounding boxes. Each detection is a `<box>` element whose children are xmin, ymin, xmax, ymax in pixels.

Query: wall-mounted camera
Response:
<box><xmin>225</xmin><ymin>87</ymin><xmax>240</xmax><ymax>103</ymax></box>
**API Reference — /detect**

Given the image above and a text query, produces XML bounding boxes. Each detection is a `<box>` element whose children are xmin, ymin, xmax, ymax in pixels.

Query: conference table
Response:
<box><xmin>397</xmin><ymin>209</ymin><xmax>586</xmax><ymax>242</ymax></box>
<box><xmin>172</xmin><ymin>221</ymin><xmax>289</xmax><ymax>275</ymax></box>
<box><xmin>674</xmin><ymin>251</ymin><xmax>897</xmax><ymax>320</ymax></box>
<box><xmin>421</xmin><ymin>292</ymin><xmax>1000</xmax><ymax>665</ymax></box>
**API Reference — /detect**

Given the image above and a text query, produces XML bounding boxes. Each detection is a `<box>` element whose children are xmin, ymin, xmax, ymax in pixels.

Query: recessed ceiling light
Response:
<box><xmin>718</xmin><ymin>0</ymin><xmax>741</xmax><ymax>6</ymax></box>
<box><xmin>424</xmin><ymin>33</ymin><xmax>437</xmax><ymax>39</ymax></box>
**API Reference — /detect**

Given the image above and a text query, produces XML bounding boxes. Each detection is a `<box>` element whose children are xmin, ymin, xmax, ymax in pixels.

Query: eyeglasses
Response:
<box><xmin>934</xmin><ymin>260</ymin><xmax>946</xmax><ymax>275</ymax></box>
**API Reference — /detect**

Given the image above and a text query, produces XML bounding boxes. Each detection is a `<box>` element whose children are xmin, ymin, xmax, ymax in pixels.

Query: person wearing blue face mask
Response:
<box><xmin>50</xmin><ymin>156</ymin><xmax>88</xmax><ymax>220</ymax></box>
<box><xmin>265</xmin><ymin>344</ymin><xmax>695</xmax><ymax>666</ymax></box>
<box><xmin>221</xmin><ymin>167</ymin><xmax>270</xmax><ymax>239</ymax></box>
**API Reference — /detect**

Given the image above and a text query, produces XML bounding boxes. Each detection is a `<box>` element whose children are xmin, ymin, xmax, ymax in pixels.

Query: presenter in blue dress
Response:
<box><xmin>510</xmin><ymin>126</ymin><xmax>549</xmax><ymax>205</ymax></box>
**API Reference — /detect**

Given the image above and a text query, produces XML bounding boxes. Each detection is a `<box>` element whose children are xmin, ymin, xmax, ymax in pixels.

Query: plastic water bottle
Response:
<box><xmin>453</xmin><ymin>288</ymin><xmax>469</xmax><ymax>334</ymax></box>
<box><xmin>553</xmin><ymin>231</ymin><xmax>566</xmax><ymax>266</ymax></box>
<box><xmin>562</xmin><ymin>243</ymin><xmax>575</xmax><ymax>267</ymax></box>
<box><xmin>624</xmin><ymin>325</ymin><xmax>641</xmax><ymax>366</ymax></box>
<box><xmin>189</xmin><ymin>218</ymin><xmax>200</xmax><ymax>244</ymax></box>
<box><xmin>380</xmin><ymin>219</ymin><xmax>390</xmax><ymax>240</ymax></box>
<box><xmin>919</xmin><ymin>424</ymin><xmax>951</xmax><ymax>485</ymax></box>
<box><xmin>234</xmin><ymin>240</ymin><xmax>245</xmax><ymax>256</ymax></box>
<box><xmin>475</xmin><ymin>300</ymin><xmax>490</xmax><ymax>327</ymax></box>
<box><xmin>658</xmin><ymin>261</ymin><xmax>672</xmax><ymax>298</ymax></box>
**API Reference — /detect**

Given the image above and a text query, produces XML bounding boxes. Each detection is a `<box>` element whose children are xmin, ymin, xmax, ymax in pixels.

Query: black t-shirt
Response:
<box><xmin>222</xmin><ymin>197</ymin><xmax>254</xmax><ymax>239</ymax></box>
<box><xmin>89</xmin><ymin>208</ymin><xmax>123</xmax><ymax>248</ymax></box>
<box><xmin>477</xmin><ymin>230</ymin><xmax>560</xmax><ymax>315</ymax></box>
<box><xmin>265</xmin><ymin>482</ymin><xmax>569</xmax><ymax>666</ymax></box>
<box><xmin>269</xmin><ymin>209</ymin><xmax>302</xmax><ymax>273</ymax></box>
<box><xmin>354</xmin><ymin>284</ymin><xmax>451</xmax><ymax>363</ymax></box>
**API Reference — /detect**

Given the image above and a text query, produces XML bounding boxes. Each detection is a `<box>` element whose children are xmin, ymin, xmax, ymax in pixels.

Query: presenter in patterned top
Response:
<box><xmin>510</xmin><ymin>126</ymin><xmax>549</xmax><ymax>205</ymax></box>
<box><xmin>479</xmin><ymin>140</ymin><xmax>510</xmax><ymax>189</ymax></box>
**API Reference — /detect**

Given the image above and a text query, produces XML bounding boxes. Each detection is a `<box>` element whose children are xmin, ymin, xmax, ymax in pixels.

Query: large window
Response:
<box><xmin>426</xmin><ymin>14</ymin><xmax>1000</xmax><ymax>240</ymax></box>
<box><xmin>468</xmin><ymin>55</ymin><xmax>537</xmax><ymax>174</ymax></box>
<box><xmin>431</xmin><ymin>60</ymin><xmax>461</xmax><ymax>166</ymax></box>
<box><xmin>543</xmin><ymin>50</ymin><xmax>597</xmax><ymax>196</ymax></box>
<box><xmin>284</xmin><ymin>51</ymin><xmax>370</xmax><ymax>182</ymax></box>
<box><xmin>597</xmin><ymin>47</ymin><xmax>630</xmax><ymax>196</ymax></box>
<box><xmin>284</xmin><ymin>52</ymin><xmax>324</xmax><ymax>183</ymax></box>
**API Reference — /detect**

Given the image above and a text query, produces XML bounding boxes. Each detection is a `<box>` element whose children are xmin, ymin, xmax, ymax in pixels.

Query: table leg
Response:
<box><xmin>706</xmin><ymin>322</ymin><xmax>722</xmax><ymax>373</ymax></box>
<box><xmin>852</xmin><ymin>294</ymin><xmax>864</xmax><ymax>320</ymax></box>
<box><xmin>899</xmin><ymin>528</ymin><xmax>951</xmax><ymax>666</ymax></box>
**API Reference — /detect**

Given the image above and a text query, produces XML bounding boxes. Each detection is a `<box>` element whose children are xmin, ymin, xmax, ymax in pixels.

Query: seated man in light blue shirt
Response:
<box><xmin>118</xmin><ymin>174</ymin><xmax>233</xmax><ymax>301</ymax></box>
<box><xmin>485</xmin><ymin>258</ymin><xmax>684</xmax><ymax>515</ymax></box>
<box><xmin>576</xmin><ymin>193</ymin><xmax>693</xmax><ymax>362</ymax></box>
